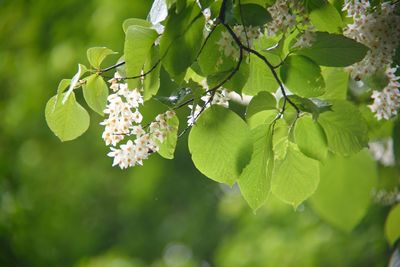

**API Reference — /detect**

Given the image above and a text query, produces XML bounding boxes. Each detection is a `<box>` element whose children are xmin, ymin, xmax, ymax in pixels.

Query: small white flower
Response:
<box><xmin>368</xmin><ymin>67</ymin><xmax>400</xmax><ymax>120</ymax></box>
<box><xmin>293</xmin><ymin>30</ymin><xmax>316</xmax><ymax>49</ymax></box>
<box><xmin>369</xmin><ymin>138</ymin><xmax>395</xmax><ymax>166</ymax></box>
<box><xmin>187</xmin><ymin>81</ymin><xmax>230</xmax><ymax>126</ymax></box>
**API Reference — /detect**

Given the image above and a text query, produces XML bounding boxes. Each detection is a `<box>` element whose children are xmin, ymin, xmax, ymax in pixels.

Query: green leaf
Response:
<box><xmin>271</xmin><ymin>142</ymin><xmax>320</xmax><ymax>209</ymax></box>
<box><xmin>240</xmin><ymin>0</ymin><xmax>271</xmax><ymax>5</ymax></box>
<box><xmin>242</xmin><ymin>53</ymin><xmax>280</xmax><ymax>95</ymax></box>
<box><xmin>143</xmin><ymin>46</ymin><xmax>161</xmax><ymax>101</ymax></box>
<box><xmin>272</xmin><ymin>118</ymin><xmax>289</xmax><ymax>160</ymax></box>
<box><xmin>295</xmin><ymin>32</ymin><xmax>369</xmax><ymax>67</ymax></box>
<box><xmin>294</xmin><ymin>116</ymin><xmax>328</xmax><ymax>161</ymax></box>
<box><xmin>280</xmin><ymin>55</ymin><xmax>325</xmax><ymax>97</ymax></box>
<box><xmin>55</xmin><ymin>79</ymin><xmax>71</xmax><ymax>105</ymax></box>
<box><xmin>287</xmin><ymin>95</ymin><xmax>332</xmax><ymax>120</ymax></box>
<box><xmin>86</xmin><ymin>47</ymin><xmax>117</xmax><ymax>69</ymax></box>
<box><xmin>197</xmin><ymin>25</ymin><xmax>238</xmax><ymax>76</ymax></box>
<box><xmin>199</xmin><ymin>0</ymin><xmax>214</xmax><ymax>8</ymax></box>
<box><xmin>220</xmin><ymin>0</ymin><xmax>235</xmax><ymax>24</ymax></box>
<box><xmin>310</xmin><ymin>150</ymin><xmax>377</xmax><ymax>232</ymax></box>
<box><xmin>309</xmin><ymin>3</ymin><xmax>343</xmax><ymax>33</ymax></box>
<box><xmin>305</xmin><ymin>0</ymin><xmax>326</xmax><ymax>11</ymax></box>
<box><xmin>82</xmin><ymin>74</ymin><xmax>109</xmax><ymax>115</ymax></box>
<box><xmin>157</xmin><ymin>113</ymin><xmax>179</xmax><ymax>159</ymax></box>
<box><xmin>125</xmin><ymin>25</ymin><xmax>158</xmax><ymax>89</ymax></box>
<box><xmin>318</xmin><ymin>100</ymin><xmax>368</xmax><ymax>156</ymax></box>
<box><xmin>63</xmin><ymin>64</ymin><xmax>87</xmax><ymax>104</ymax></box>
<box><xmin>188</xmin><ymin>106</ymin><xmax>252</xmax><ymax>185</ymax></box>
<box><xmin>207</xmin><ymin>62</ymin><xmax>249</xmax><ymax>93</ymax></box>
<box><xmin>45</xmin><ymin>93</ymin><xmax>90</xmax><ymax>142</ymax></box>
<box><xmin>176</xmin><ymin>0</ymin><xmax>187</xmax><ymax>13</ymax></box>
<box><xmin>238</xmin><ymin>124</ymin><xmax>274</xmax><ymax>211</ymax></box>
<box><xmin>160</xmin><ymin>2</ymin><xmax>205</xmax><ymax>77</ymax></box>
<box><xmin>320</xmin><ymin>67</ymin><xmax>349</xmax><ymax>100</ymax></box>
<box><xmin>385</xmin><ymin>204</ymin><xmax>400</xmax><ymax>246</ymax></box>
<box><xmin>247</xmin><ymin>110</ymin><xmax>278</xmax><ymax>129</ymax></box>
<box><xmin>246</xmin><ymin>91</ymin><xmax>276</xmax><ymax>119</ymax></box>
<box><xmin>122</xmin><ymin>18</ymin><xmax>152</xmax><ymax>33</ymax></box>
<box><xmin>234</xmin><ymin>4</ymin><xmax>272</xmax><ymax>26</ymax></box>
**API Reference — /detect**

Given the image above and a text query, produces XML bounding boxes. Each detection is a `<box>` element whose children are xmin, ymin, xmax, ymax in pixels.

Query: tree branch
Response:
<box><xmin>99</xmin><ymin>61</ymin><xmax>125</xmax><ymax>73</ymax></box>
<box><xmin>221</xmin><ymin>23</ymin><xmax>300</xmax><ymax>114</ymax></box>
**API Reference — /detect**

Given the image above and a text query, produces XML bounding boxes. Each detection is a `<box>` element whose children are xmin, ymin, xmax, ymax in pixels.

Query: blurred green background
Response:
<box><xmin>0</xmin><ymin>0</ymin><xmax>392</xmax><ymax>266</ymax></box>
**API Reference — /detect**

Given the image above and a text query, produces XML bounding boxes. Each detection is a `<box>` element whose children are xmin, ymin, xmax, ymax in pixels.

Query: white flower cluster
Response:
<box><xmin>369</xmin><ymin>138</ymin><xmax>395</xmax><ymax>166</ymax></box>
<box><xmin>267</xmin><ymin>0</ymin><xmax>311</xmax><ymax>36</ymax></box>
<box><xmin>369</xmin><ymin>68</ymin><xmax>400</xmax><ymax>120</ymax></box>
<box><xmin>343</xmin><ymin>0</ymin><xmax>400</xmax><ymax>79</ymax></box>
<box><xmin>343</xmin><ymin>1</ymin><xmax>400</xmax><ymax>120</ymax></box>
<box><xmin>187</xmin><ymin>83</ymin><xmax>230</xmax><ymax>126</ymax></box>
<box><xmin>102</xmin><ymin>73</ymin><xmax>175</xmax><ymax>169</ymax></box>
<box><xmin>371</xmin><ymin>187</ymin><xmax>400</xmax><ymax>206</ymax></box>
<box><xmin>217</xmin><ymin>25</ymin><xmax>261</xmax><ymax>61</ymax></box>
<box><xmin>292</xmin><ymin>30</ymin><xmax>316</xmax><ymax>49</ymax></box>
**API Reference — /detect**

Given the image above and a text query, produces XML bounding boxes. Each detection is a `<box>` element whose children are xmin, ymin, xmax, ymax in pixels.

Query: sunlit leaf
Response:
<box><xmin>86</xmin><ymin>47</ymin><xmax>117</xmax><ymax>69</ymax></box>
<box><xmin>189</xmin><ymin>106</ymin><xmax>252</xmax><ymax>185</ymax></box>
<box><xmin>157</xmin><ymin>113</ymin><xmax>179</xmax><ymax>159</ymax></box>
<box><xmin>309</xmin><ymin>3</ymin><xmax>343</xmax><ymax>33</ymax></box>
<box><xmin>294</xmin><ymin>115</ymin><xmax>328</xmax><ymax>161</ymax></box>
<box><xmin>82</xmin><ymin>74</ymin><xmax>109</xmax><ymax>115</ymax></box>
<box><xmin>62</xmin><ymin>64</ymin><xmax>87</xmax><ymax>104</ymax></box>
<box><xmin>385</xmin><ymin>204</ymin><xmax>400</xmax><ymax>246</ymax></box>
<box><xmin>122</xmin><ymin>18</ymin><xmax>152</xmax><ymax>33</ymax></box>
<box><xmin>246</xmin><ymin>91</ymin><xmax>277</xmax><ymax>119</ymax></box>
<box><xmin>234</xmin><ymin>4</ymin><xmax>272</xmax><ymax>26</ymax></box>
<box><xmin>239</xmin><ymin>124</ymin><xmax>274</xmax><ymax>211</ymax></box>
<box><xmin>318</xmin><ymin>100</ymin><xmax>368</xmax><ymax>156</ymax></box>
<box><xmin>125</xmin><ymin>25</ymin><xmax>158</xmax><ymax>89</ymax></box>
<box><xmin>296</xmin><ymin>32</ymin><xmax>369</xmax><ymax>67</ymax></box>
<box><xmin>271</xmin><ymin>142</ymin><xmax>320</xmax><ymax>209</ymax></box>
<box><xmin>160</xmin><ymin>2</ymin><xmax>205</xmax><ymax>77</ymax></box>
<box><xmin>45</xmin><ymin>93</ymin><xmax>90</xmax><ymax>142</ymax></box>
<box><xmin>143</xmin><ymin>46</ymin><xmax>161</xmax><ymax>101</ymax></box>
<box><xmin>310</xmin><ymin>150</ymin><xmax>377</xmax><ymax>232</ymax></box>
<box><xmin>280</xmin><ymin>55</ymin><xmax>325</xmax><ymax>97</ymax></box>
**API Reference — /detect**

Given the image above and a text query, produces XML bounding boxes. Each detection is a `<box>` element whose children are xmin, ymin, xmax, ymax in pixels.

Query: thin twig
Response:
<box><xmin>222</xmin><ymin>23</ymin><xmax>300</xmax><ymax>114</ymax></box>
<box><xmin>100</xmin><ymin>61</ymin><xmax>125</xmax><ymax>73</ymax></box>
<box><xmin>121</xmin><ymin>60</ymin><xmax>161</xmax><ymax>80</ymax></box>
<box><xmin>196</xmin><ymin>22</ymin><xmax>219</xmax><ymax>59</ymax></box>
<box><xmin>238</xmin><ymin>0</ymin><xmax>251</xmax><ymax>49</ymax></box>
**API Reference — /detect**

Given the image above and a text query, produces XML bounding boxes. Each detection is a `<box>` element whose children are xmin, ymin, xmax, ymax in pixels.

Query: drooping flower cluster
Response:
<box><xmin>102</xmin><ymin>73</ymin><xmax>176</xmax><ymax>169</ymax></box>
<box><xmin>369</xmin><ymin>138</ymin><xmax>395</xmax><ymax>166</ymax></box>
<box><xmin>343</xmin><ymin>1</ymin><xmax>400</xmax><ymax>79</ymax></box>
<box><xmin>187</xmin><ymin>82</ymin><xmax>230</xmax><ymax>126</ymax></box>
<box><xmin>267</xmin><ymin>0</ymin><xmax>312</xmax><ymax>36</ymax></box>
<box><xmin>369</xmin><ymin>67</ymin><xmax>400</xmax><ymax>120</ymax></box>
<box><xmin>371</xmin><ymin>187</ymin><xmax>400</xmax><ymax>206</ymax></box>
<box><xmin>101</xmin><ymin>73</ymin><xmax>144</xmax><ymax>146</ymax></box>
<box><xmin>343</xmin><ymin>0</ymin><xmax>400</xmax><ymax>120</ymax></box>
<box><xmin>217</xmin><ymin>25</ymin><xmax>261</xmax><ymax>61</ymax></box>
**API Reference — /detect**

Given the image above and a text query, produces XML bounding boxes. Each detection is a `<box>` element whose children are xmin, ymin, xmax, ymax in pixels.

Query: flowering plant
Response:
<box><xmin>45</xmin><ymin>0</ymin><xmax>400</xmax><ymax>259</ymax></box>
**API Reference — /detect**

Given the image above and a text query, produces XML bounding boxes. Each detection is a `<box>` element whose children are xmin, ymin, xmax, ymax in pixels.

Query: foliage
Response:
<box><xmin>0</xmin><ymin>0</ymin><xmax>399</xmax><ymax>266</ymax></box>
<box><xmin>42</xmin><ymin>0</ymin><xmax>400</xmax><ymax>250</ymax></box>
